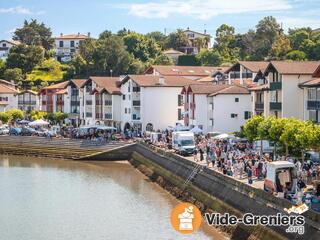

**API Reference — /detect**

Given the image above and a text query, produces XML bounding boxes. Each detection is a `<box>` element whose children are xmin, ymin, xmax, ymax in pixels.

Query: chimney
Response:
<box><xmin>159</xmin><ymin>77</ymin><xmax>165</xmax><ymax>85</ymax></box>
<box><xmin>60</xmin><ymin>33</ymin><xmax>63</xmax><ymax>37</ymax></box>
<box><xmin>204</xmin><ymin>29</ymin><xmax>207</xmax><ymax>34</ymax></box>
<box><xmin>87</xmin><ymin>32</ymin><xmax>91</xmax><ymax>38</ymax></box>
<box><xmin>187</xmin><ymin>27</ymin><xmax>190</xmax><ymax>30</ymax></box>
<box><xmin>77</xmin><ymin>32</ymin><xmax>80</xmax><ymax>36</ymax></box>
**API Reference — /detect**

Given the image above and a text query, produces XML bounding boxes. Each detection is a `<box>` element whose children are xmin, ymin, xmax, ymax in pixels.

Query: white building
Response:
<box><xmin>54</xmin><ymin>33</ymin><xmax>89</xmax><ymax>62</ymax></box>
<box><xmin>181</xmin><ymin>28</ymin><xmax>211</xmax><ymax>55</ymax></box>
<box><xmin>251</xmin><ymin>61</ymin><xmax>320</xmax><ymax>119</ymax></box>
<box><xmin>120</xmin><ymin>75</ymin><xmax>197</xmax><ymax>132</ymax></box>
<box><xmin>162</xmin><ymin>49</ymin><xmax>185</xmax><ymax>64</ymax></box>
<box><xmin>182</xmin><ymin>84</ymin><xmax>251</xmax><ymax>133</ymax></box>
<box><xmin>81</xmin><ymin>77</ymin><xmax>122</xmax><ymax>129</ymax></box>
<box><xmin>0</xmin><ymin>40</ymin><xmax>20</xmax><ymax>60</ymax></box>
<box><xmin>299</xmin><ymin>65</ymin><xmax>320</xmax><ymax>123</ymax></box>
<box><xmin>0</xmin><ymin>81</ymin><xmax>19</xmax><ymax>112</ymax></box>
<box><xmin>18</xmin><ymin>90</ymin><xmax>39</xmax><ymax>112</ymax></box>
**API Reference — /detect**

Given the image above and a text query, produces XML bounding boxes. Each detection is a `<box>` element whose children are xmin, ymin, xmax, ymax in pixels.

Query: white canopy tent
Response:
<box><xmin>213</xmin><ymin>133</ymin><xmax>234</xmax><ymax>139</ymax></box>
<box><xmin>28</xmin><ymin>119</ymin><xmax>50</xmax><ymax>127</ymax></box>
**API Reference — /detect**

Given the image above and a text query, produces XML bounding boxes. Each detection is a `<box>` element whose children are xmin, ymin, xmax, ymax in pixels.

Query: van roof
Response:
<box><xmin>267</xmin><ymin>161</ymin><xmax>295</xmax><ymax>168</ymax></box>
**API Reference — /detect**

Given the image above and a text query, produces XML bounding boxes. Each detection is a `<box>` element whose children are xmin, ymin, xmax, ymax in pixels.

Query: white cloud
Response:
<box><xmin>0</xmin><ymin>6</ymin><xmax>45</xmax><ymax>15</ymax></box>
<box><xmin>279</xmin><ymin>17</ymin><xmax>320</xmax><ymax>30</ymax></box>
<box><xmin>115</xmin><ymin>0</ymin><xmax>292</xmax><ymax>20</ymax></box>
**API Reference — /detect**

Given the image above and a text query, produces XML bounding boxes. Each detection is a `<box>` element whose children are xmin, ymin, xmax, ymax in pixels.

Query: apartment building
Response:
<box><xmin>39</xmin><ymin>81</ymin><xmax>68</xmax><ymax>112</ymax></box>
<box><xmin>54</xmin><ymin>33</ymin><xmax>89</xmax><ymax>62</ymax></box>
<box><xmin>181</xmin><ymin>84</ymin><xmax>251</xmax><ymax>133</ymax></box>
<box><xmin>18</xmin><ymin>90</ymin><xmax>39</xmax><ymax>111</ymax></box>
<box><xmin>81</xmin><ymin>77</ymin><xmax>122</xmax><ymax>128</ymax></box>
<box><xmin>120</xmin><ymin>75</ymin><xmax>197</xmax><ymax>132</ymax></box>
<box><xmin>0</xmin><ymin>40</ymin><xmax>20</xmax><ymax>60</ymax></box>
<box><xmin>259</xmin><ymin>61</ymin><xmax>320</xmax><ymax>119</ymax></box>
<box><xmin>300</xmin><ymin>65</ymin><xmax>320</xmax><ymax>123</ymax></box>
<box><xmin>0</xmin><ymin>82</ymin><xmax>19</xmax><ymax>112</ymax></box>
<box><xmin>225</xmin><ymin>61</ymin><xmax>269</xmax><ymax>85</ymax></box>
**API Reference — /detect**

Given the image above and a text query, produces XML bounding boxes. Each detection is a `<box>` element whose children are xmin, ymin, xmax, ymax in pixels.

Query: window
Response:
<box><xmin>210</xmin><ymin>118</ymin><xmax>214</xmax><ymax>126</ymax></box>
<box><xmin>2</xmin><ymin>43</ymin><xmax>6</xmax><ymax>47</ymax></box>
<box><xmin>123</xmin><ymin>95</ymin><xmax>125</xmax><ymax>100</ymax></box>
<box><xmin>235</xmin><ymin>98</ymin><xmax>239</xmax><ymax>102</ymax></box>
<box><xmin>244</xmin><ymin>111</ymin><xmax>252</xmax><ymax>120</ymax></box>
<box><xmin>59</xmin><ymin>41</ymin><xmax>63</xmax><ymax>47</ymax></box>
<box><xmin>270</xmin><ymin>90</ymin><xmax>278</xmax><ymax>102</ymax></box>
<box><xmin>231</xmin><ymin>113</ymin><xmax>238</xmax><ymax>118</ymax></box>
<box><xmin>70</xmin><ymin>40</ymin><xmax>75</xmax><ymax>47</ymax></box>
<box><xmin>128</xmin><ymin>82</ymin><xmax>131</xmax><ymax>92</ymax></box>
<box><xmin>128</xmin><ymin>108</ymin><xmax>131</xmax><ymax>114</ymax></box>
<box><xmin>309</xmin><ymin>110</ymin><xmax>317</xmax><ymax>122</ymax></box>
<box><xmin>86</xmin><ymin>112</ymin><xmax>92</xmax><ymax>117</ymax></box>
<box><xmin>178</xmin><ymin>95</ymin><xmax>183</xmax><ymax>106</ymax></box>
<box><xmin>125</xmin><ymin>108</ymin><xmax>127</xmax><ymax>114</ymax></box>
<box><xmin>308</xmin><ymin>88</ymin><xmax>316</xmax><ymax>100</ymax></box>
<box><xmin>178</xmin><ymin>109</ymin><xmax>183</xmax><ymax>120</ymax></box>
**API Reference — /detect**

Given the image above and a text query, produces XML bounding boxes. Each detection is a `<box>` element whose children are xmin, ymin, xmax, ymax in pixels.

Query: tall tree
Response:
<box><xmin>3</xmin><ymin>68</ymin><xmax>24</xmax><ymax>82</ymax></box>
<box><xmin>196</xmin><ymin>49</ymin><xmax>223</xmax><ymax>66</ymax></box>
<box><xmin>13</xmin><ymin>19</ymin><xmax>54</xmax><ymax>50</ymax></box>
<box><xmin>6</xmin><ymin>44</ymin><xmax>45</xmax><ymax>74</ymax></box>
<box><xmin>215</xmin><ymin>24</ymin><xmax>238</xmax><ymax>63</ymax></box>
<box><xmin>270</xmin><ymin>34</ymin><xmax>292</xmax><ymax>59</ymax></box>
<box><xmin>26</xmin><ymin>58</ymin><xmax>65</xmax><ymax>81</ymax></box>
<box><xmin>165</xmin><ymin>29</ymin><xmax>189</xmax><ymax>51</ymax></box>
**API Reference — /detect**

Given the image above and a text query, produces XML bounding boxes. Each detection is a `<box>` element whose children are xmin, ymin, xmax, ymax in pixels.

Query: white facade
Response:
<box><xmin>181</xmin><ymin>29</ymin><xmax>211</xmax><ymax>55</ymax></box>
<box><xmin>18</xmin><ymin>91</ymin><xmax>39</xmax><ymax>111</ymax></box>
<box><xmin>0</xmin><ymin>93</ymin><xmax>18</xmax><ymax>112</ymax></box>
<box><xmin>209</xmin><ymin>94</ymin><xmax>251</xmax><ymax>133</ymax></box>
<box><xmin>0</xmin><ymin>40</ymin><xmax>19</xmax><ymax>60</ymax></box>
<box><xmin>54</xmin><ymin>33</ymin><xmax>88</xmax><ymax>62</ymax></box>
<box><xmin>120</xmin><ymin>78</ymin><xmax>184</xmax><ymax>132</ymax></box>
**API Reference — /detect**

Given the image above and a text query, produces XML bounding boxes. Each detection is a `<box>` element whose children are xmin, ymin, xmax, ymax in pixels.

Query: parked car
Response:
<box><xmin>0</xmin><ymin>125</ymin><xmax>9</xmax><ymax>135</ymax></box>
<box><xmin>21</xmin><ymin>127</ymin><xmax>36</xmax><ymax>136</ymax></box>
<box><xmin>9</xmin><ymin>127</ymin><xmax>22</xmax><ymax>136</ymax></box>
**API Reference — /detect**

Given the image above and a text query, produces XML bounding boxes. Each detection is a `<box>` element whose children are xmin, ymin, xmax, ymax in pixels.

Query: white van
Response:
<box><xmin>264</xmin><ymin>161</ymin><xmax>297</xmax><ymax>194</ymax></box>
<box><xmin>172</xmin><ymin>131</ymin><xmax>195</xmax><ymax>155</ymax></box>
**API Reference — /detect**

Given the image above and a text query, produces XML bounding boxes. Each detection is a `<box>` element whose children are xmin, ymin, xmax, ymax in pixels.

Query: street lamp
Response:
<box><xmin>110</xmin><ymin>69</ymin><xmax>113</xmax><ymax>77</ymax></box>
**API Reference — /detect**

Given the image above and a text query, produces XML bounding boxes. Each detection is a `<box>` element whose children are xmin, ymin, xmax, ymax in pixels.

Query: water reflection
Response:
<box><xmin>0</xmin><ymin>155</ymin><xmax>227</xmax><ymax>240</ymax></box>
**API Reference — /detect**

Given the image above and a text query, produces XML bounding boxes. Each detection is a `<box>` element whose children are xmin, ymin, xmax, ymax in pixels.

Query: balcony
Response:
<box><xmin>86</xmin><ymin>100</ymin><xmax>92</xmax><ymax>105</ymax></box>
<box><xmin>95</xmin><ymin>100</ymin><xmax>102</xmax><ymax>105</ymax></box>
<box><xmin>307</xmin><ymin>100</ymin><xmax>320</xmax><ymax>110</ymax></box>
<box><xmin>270</xmin><ymin>102</ymin><xmax>282</xmax><ymax>110</ymax></box>
<box><xmin>18</xmin><ymin>101</ymin><xmax>36</xmax><ymax>105</ymax></box>
<box><xmin>132</xmin><ymin>100</ymin><xmax>141</xmax><ymax>106</ymax></box>
<box><xmin>132</xmin><ymin>114</ymin><xmax>141</xmax><ymax>120</ymax></box>
<box><xmin>270</xmin><ymin>82</ymin><xmax>282</xmax><ymax>90</ymax></box>
<box><xmin>255</xmin><ymin>102</ymin><xmax>264</xmax><ymax>110</ymax></box>
<box><xmin>105</xmin><ymin>100</ymin><xmax>112</xmax><ymax>106</ymax></box>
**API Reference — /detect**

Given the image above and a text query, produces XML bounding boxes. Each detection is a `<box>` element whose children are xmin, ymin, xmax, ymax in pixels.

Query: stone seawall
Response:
<box><xmin>130</xmin><ymin>143</ymin><xmax>320</xmax><ymax>240</ymax></box>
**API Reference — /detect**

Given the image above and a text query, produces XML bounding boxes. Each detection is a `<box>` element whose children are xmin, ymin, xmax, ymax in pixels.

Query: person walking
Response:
<box><xmin>193</xmin><ymin>147</ymin><xmax>198</xmax><ymax>162</ymax></box>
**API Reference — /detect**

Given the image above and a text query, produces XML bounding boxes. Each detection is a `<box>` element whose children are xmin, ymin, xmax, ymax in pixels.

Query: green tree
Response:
<box><xmin>6</xmin><ymin>109</ymin><xmax>24</xmax><ymax>121</ymax></box>
<box><xmin>26</xmin><ymin>58</ymin><xmax>65</xmax><ymax>81</ymax></box>
<box><xmin>99</xmin><ymin>30</ymin><xmax>113</xmax><ymax>40</ymax></box>
<box><xmin>30</xmin><ymin>110</ymin><xmax>47</xmax><ymax>120</ymax></box>
<box><xmin>153</xmin><ymin>54</ymin><xmax>173</xmax><ymax>65</ymax></box>
<box><xmin>271</xmin><ymin>34</ymin><xmax>292</xmax><ymax>59</ymax></box>
<box><xmin>6</xmin><ymin>44</ymin><xmax>45</xmax><ymax>74</ymax></box>
<box><xmin>215</xmin><ymin>24</ymin><xmax>238</xmax><ymax>62</ymax></box>
<box><xmin>13</xmin><ymin>19</ymin><xmax>54</xmax><ymax>50</ymax></box>
<box><xmin>0</xmin><ymin>112</ymin><xmax>10</xmax><ymax>123</ymax></box>
<box><xmin>165</xmin><ymin>29</ymin><xmax>189</xmax><ymax>51</ymax></box>
<box><xmin>78</xmin><ymin>38</ymin><xmax>97</xmax><ymax>76</ymax></box>
<box><xmin>146</xmin><ymin>31</ymin><xmax>167</xmax><ymax>49</ymax></box>
<box><xmin>0</xmin><ymin>59</ymin><xmax>5</xmax><ymax>77</ymax></box>
<box><xmin>243</xmin><ymin>115</ymin><xmax>264</xmax><ymax>141</ymax></box>
<box><xmin>279</xmin><ymin>118</ymin><xmax>300</xmax><ymax>157</ymax></box>
<box><xmin>286</xmin><ymin>50</ymin><xmax>307</xmax><ymax>61</ymax></box>
<box><xmin>196</xmin><ymin>49</ymin><xmax>223</xmax><ymax>66</ymax></box>
<box><xmin>3</xmin><ymin>68</ymin><xmax>24</xmax><ymax>82</ymax></box>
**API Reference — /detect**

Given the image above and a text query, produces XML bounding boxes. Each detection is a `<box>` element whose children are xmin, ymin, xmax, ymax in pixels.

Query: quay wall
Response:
<box><xmin>130</xmin><ymin>143</ymin><xmax>320</xmax><ymax>240</ymax></box>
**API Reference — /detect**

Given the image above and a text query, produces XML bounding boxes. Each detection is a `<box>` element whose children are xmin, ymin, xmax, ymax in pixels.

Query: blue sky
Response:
<box><xmin>0</xmin><ymin>0</ymin><xmax>319</xmax><ymax>40</ymax></box>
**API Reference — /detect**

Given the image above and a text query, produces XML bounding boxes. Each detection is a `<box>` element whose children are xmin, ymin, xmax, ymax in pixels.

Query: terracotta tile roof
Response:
<box><xmin>225</xmin><ymin>61</ymin><xmax>269</xmax><ymax>73</ymax></box>
<box><xmin>55</xmin><ymin>34</ymin><xmax>88</xmax><ymax>39</ymax></box>
<box><xmin>266</xmin><ymin>61</ymin><xmax>320</xmax><ymax>75</ymax></box>
<box><xmin>145</xmin><ymin>65</ymin><xmax>229</xmax><ymax>77</ymax></box>
<box><xmin>71</xmin><ymin>79</ymin><xmax>86</xmax><ymax>88</ymax></box>
<box><xmin>248</xmin><ymin>84</ymin><xmax>269</xmax><ymax>91</ymax></box>
<box><xmin>125</xmin><ymin>75</ymin><xmax>199</xmax><ymax>87</ymax></box>
<box><xmin>0</xmin><ymin>79</ymin><xmax>16</xmax><ymax>87</ymax></box>
<box><xmin>300</xmin><ymin>78</ymin><xmax>320</xmax><ymax>87</ymax></box>
<box><xmin>0</xmin><ymin>84</ymin><xmax>19</xmax><ymax>94</ymax></box>
<box><xmin>55</xmin><ymin>89</ymin><xmax>67</xmax><ymax>95</ymax></box>
<box><xmin>19</xmin><ymin>89</ymin><xmax>38</xmax><ymax>95</ymax></box>
<box><xmin>42</xmin><ymin>81</ymin><xmax>68</xmax><ymax>90</ymax></box>
<box><xmin>209</xmin><ymin>85</ymin><xmax>250</xmax><ymax>96</ymax></box>
<box><xmin>0</xmin><ymin>40</ymin><xmax>20</xmax><ymax>45</ymax></box>
<box><xmin>187</xmin><ymin>84</ymin><xmax>229</xmax><ymax>94</ymax></box>
<box><xmin>183</xmin><ymin>29</ymin><xmax>211</xmax><ymax>37</ymax></box>
<box><xmin>88</xmin><ymin>77</ymin><xmax>121</xmax><ymax>95</ymax></box>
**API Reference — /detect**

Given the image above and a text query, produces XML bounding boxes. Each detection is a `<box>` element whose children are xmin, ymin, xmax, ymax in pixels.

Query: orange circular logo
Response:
<box><xmin>171</xmin><ymin>202</ymin><xmax>202</xmax><ymax>234</ymax></box>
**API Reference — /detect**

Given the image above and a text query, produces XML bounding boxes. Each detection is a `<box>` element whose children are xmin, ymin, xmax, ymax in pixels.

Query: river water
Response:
<box><xmin>0</xmin><ymin>155</ymin><xmax>227</xmax><ymax>240</ymax></box>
